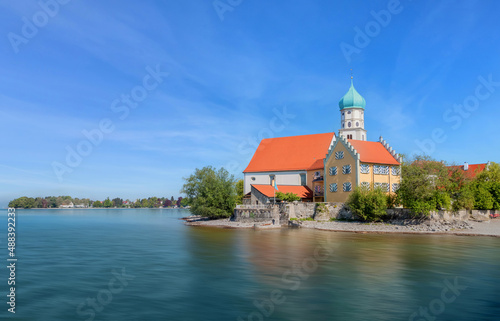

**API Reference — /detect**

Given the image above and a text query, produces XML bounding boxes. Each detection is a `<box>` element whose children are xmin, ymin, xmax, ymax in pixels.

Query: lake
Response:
<box><xmin>0</xmin><ymin>208</ymin><xmax>499</xmax><ymax>320</ymax></box>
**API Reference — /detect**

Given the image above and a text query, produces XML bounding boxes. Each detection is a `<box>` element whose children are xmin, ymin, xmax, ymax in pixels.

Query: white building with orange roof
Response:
<box><xmin>243</xmin><ymin>78</ymin><xmax>402</xmax><ymax>204</ymax></box>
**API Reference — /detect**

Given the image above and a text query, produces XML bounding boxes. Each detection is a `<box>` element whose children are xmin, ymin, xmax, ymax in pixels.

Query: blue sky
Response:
<box><xmin>1</xmin><ymin>0</ymin><xmax>499</xmax><ymax>207</ymax></box>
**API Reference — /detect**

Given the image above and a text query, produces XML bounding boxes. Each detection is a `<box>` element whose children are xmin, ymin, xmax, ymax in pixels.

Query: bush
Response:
<box><xmin>346</xmin><ymin>187</ymin><xmax>387</xmax><ymax>221</ymax></box>
<box><xmin>433</xmin><ymin>191</ymin><xmax>451</xmax><ymax>211</ymax></box>
<box><xmin>452</xmin><ymin>185</ymin><xmax>474</xmax><ymax>211</ymax></box>
<box><xmin>276</xmin><ymin>192</ymin><xmax>300</xmax><ymax>202</ymax></box>
<box><xmin>474</xmin><ymin>184</ymin><xmax>495</xmax><ymax>210</ymax></box>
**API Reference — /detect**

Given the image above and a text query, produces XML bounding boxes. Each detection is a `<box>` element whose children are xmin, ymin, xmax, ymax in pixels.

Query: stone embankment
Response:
<box><xmin>186</xmin><ymin>216</ymin><xmax>500</xmax><ymax>236</ymax></box>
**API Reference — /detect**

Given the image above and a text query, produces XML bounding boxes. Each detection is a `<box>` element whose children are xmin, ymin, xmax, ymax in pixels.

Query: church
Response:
<box><xmin>243</xmin><ymin>78</ymin><xmax>402</xmax><ymax>204</ymax></box>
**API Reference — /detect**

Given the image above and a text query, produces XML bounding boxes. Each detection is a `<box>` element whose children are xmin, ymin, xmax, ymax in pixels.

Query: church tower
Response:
<box><xmin>338</xmin><ymin>77</ymin><xmax>367</xmax><ymax>141</ymax></box>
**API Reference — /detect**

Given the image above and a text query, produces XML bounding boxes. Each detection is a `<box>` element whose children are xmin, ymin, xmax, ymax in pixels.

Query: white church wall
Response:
<box><xmin>243</xmin><ymin>171</ymin><xmax>306</xmax><ymax>194</ymax></box>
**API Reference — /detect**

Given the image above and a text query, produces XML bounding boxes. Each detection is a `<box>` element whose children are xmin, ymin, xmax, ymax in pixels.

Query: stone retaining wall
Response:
<box><xmin>232</xmin><ymin>207</ymin><xmax>280</xmax><ymax>223</ymax></box>
<box><xmin>233</xmin><ymin>203</ymin><xmax>500</xmax><ymax>223</ymax></box>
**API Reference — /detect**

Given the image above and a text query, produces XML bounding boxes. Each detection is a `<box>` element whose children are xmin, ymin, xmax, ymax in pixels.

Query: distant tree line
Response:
<box><xmin>8</xmin><ymin>195</ymin><xmax>191</xmax><ymax>209</ymax></box>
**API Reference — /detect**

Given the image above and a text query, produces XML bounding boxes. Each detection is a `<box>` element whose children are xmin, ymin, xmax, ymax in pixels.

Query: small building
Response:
<box><xmin>59</xmin><ymin>202</ymin><xmax>74</xmax><ymax>208</ymax></box>
<box><xmin>251</xmin><ymin>185</ymin><xmax>313</xmax><ymax>204</ymax></box>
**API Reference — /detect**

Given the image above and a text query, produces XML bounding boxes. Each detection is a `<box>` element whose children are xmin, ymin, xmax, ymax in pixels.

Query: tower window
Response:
<box><xmin>348</xmin><ymin>122</ymin><xmax>351</xmax><ymax>128</ymax></box>
<box><xmin>348</xmin><ymin>111</ymin><xmax>351</xmax><ymax>114</ymax></box>
<box><xmin>342</xmin><ymin>123</ymin><xmax>344</xmax><ymax>128</ymax></box>
<box><xmin>356</xmin><ymin>122</ymin><xmax>359</xmax><ymax>127</ymax></box>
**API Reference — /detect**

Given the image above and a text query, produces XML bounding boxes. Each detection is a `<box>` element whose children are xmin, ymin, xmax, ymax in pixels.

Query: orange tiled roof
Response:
<box><xmin>243</xmin><ymin>133</ymin><xmax>335</xmax><ymax>173</ymax></box>
<box><xmin>251</xmin><ymin>185</ymin><xmax>313</xmax><ymax>199</ymax></box>
<box><xmin>348</xmin><ymin>140</ymin><xmax>400</xmax><ymax>165</ymax></box>
<box><xmin>308</xmin><ymin>158</ymin><xmax>325</xmax><ymax>170</ymax></box>
<box><xmin>448</xmin><ymin>163</ymin><xmax>487</xmax><ymax>179</ymax></box>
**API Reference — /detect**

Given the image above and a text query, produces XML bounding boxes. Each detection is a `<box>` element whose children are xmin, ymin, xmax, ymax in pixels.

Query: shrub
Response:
<box><xmin>474</xmin><ymin>184</ymin><xmax>495</xmax><ymax>210</ymax></box>
<box><xmin>346</xmin><ymin>187</ymin><xmax>387</xmax><ymax>221</ymax></box>
<box><xmin>433</xmin><ymin>191</ymin><xmax>451</xmax><ymax>211</ymax></box>
<box><xmin>315</xmin><ymin>203</ymin><xmax>328</xmax><ymax>213</ymax></box>
<box><xmin>452</xmin><ymin>185</ymin><xmax>474</xmax><ymax>211</ymax></box>
<box><xmin>276</xmin><ymin>192</ymin><xmax>300</xmax><ymax>202</ymax></box>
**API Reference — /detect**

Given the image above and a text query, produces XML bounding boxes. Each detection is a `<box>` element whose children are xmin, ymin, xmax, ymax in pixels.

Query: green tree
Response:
<box><xmin>473</xmin><ymin>184</ymin><xmax>494</xmax><ymax>210</ymax></box>
<box><xmin>9</xmin><ymin>196</ymin><xmax>36</xmax><ymax>208</ymax></box>
<box><xmin>93</xmin><ymin>200</ymin><xmax>103</xmax><ymax>208</ymax></box>
<box><xmin>180</xmin><ymin>197</ymin><xmax>191</xmax><ymax>207</ymax></box>
<box><xmin>397</xmin><ymin>155</ymin><xmax>451</xmax><ymax>216</ymax></box>
<box><xmin>476</xmin><ymin>162</ymin><xmax>500</xmax><ymax>183</ymax></box>
<box><xmin>181</xmin><ymin>166</ymin><xmax>236</xmax><ymax>219</ymax></box>
<box><xmin>112</xmin><ymin>198</ymin><xmax>123</xmax><ymax>207</ymax></box>
<box><xmin>141</xmin><ymin>198</ymin><xmax>150</xmax><ymax>208</ymax></box>
<box><xmin>235</xmin><ymin>179</ymin><xmax>244</xmax><ymax>204</ymax></box>
<box><xmin>103</xmin><ymin>198</ymin><xmax>113</xmax><ymax>208</ymax></box>
<box><xmin>452</xmin><ymin>184</ymin><xmax>475</xmax><ymax>211</ymax></box>
<box><xmin>347</xmin><ymin>186</ymin><xmax>387</xmax><ymax>221</ymax></box>
<box><xmin>34</xmin><ymin>197</ymin><xmax>44</xmax><ymax>208</ymax></box>
<box><xmin>276</xmin><ymin>191</ymin><xmax>300</xmax><ymax>202</ymax></box>
<box><xmin>47</xmin><ymin>196</ymin><xmax>57</xmax><ymax>208</ymax></box>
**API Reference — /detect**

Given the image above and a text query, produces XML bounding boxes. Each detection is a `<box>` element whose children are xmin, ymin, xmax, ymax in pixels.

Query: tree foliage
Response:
<box><xmin>397</xmin><ymin>155</ymin><xmax>452</xmax><ymax>216</ymax></box>
<box><xmin>235</xmin><ymin>179</ymin><xmax>244</xmax><ymax>205</ymax></box>
<box><xmin>346</xmin><ymin>186</ymin><xmax>387</xmax><ymax>221</ymax></box>
<box><xmin>181</xmin><ymin>166</ymin><xmax>237</xmax><ymax>219</ymax></box>
<box><xmin>275</xmin><ymin>191</ymin><xmax>301</xmax><ymax>202</ymax></box>
<box><xmin>398</xmin><ymin>157</ymin><xmax>500</xmax><ymax>214</ymax></box>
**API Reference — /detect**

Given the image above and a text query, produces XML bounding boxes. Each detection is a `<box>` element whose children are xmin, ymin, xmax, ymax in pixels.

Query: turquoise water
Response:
<box><xmin>0</xmin><ymin>208</ymin><xmax>499</xmax><ymax>320</ymax></box>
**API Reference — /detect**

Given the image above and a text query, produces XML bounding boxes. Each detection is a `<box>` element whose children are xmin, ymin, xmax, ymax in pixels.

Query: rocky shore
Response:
<box><xmin>184</xmin><ymin>215</ymin><xmax>500</xmax><ymax>237</ymax></box>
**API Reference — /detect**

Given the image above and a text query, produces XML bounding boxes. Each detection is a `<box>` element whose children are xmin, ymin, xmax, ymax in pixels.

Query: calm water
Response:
<box><xmin>0</xmin><ymin>208</ymin><xmax>499</xmax><ymax>321</ymax></box>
